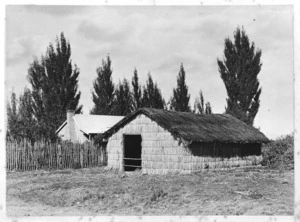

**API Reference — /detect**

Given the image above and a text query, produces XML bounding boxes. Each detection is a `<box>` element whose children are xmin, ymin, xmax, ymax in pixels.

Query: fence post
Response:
<box><xmin>21</xmin><ymin>140</ymin><xmax>23</xmax><ymax>171</ymax></box>
<box><xmin>6</xmin><ymin>142</ymin><xmax>9</xmax><ymax>171</ymax></box>
<box><xmin>92</xmin><ymin>144</ymin><xmax>94</xmax><ymax>167</ymax></box>
<box><xmin>64</xmin><ymin>143</ymin><xmax>67</xmax><ymax>169</ymax></box>
<box><xmin>29</xmin><ymin>143</ymin><xmax>32</xmax><ymax>171</ymax></box>
<box><xmin>86</xmin><ymin>143</ymin><xmax>88</xmax><ymax>167</ymax></box>
<box><xmin>68</xmin><ymin>143</ymin><xmax>70</xmax><ymax>168</ymax></box>
<box><xmin>99</xmin><ymin>144</ymin><xmax>102</xmax><ymax>166</ymax></box>
<box><xmin>82</xmin><ymin>143</ymin><xmax>85</xmax><ymax>168</ymax></box>
<box><xmin>54</xmin><ymin>142</ymin><xmax>57</xmax><ymax>169</ymax></box>
<box><xmin>65</xmin><ymin>143</ymin><xmax>68</xmax><ymax>169</ymax></box>
<box><xmin>7</xmin><ymin>142</ymin><xmax>10</xmax><ymax>171</ymax></box>
<box><xmin>23</xmin><ymin>140</ymin><xmax>25</xmax><ymax>171</ymax></box>
<box><xmin>61</xmin><ymin>143</ymin><xmax>64</xmax><ymax>169</ymax></box>
<box><xmin>8</xmin><ymin>142</ymin><xmax>10</xmax><ymax>171</ymax></box>
<box><xmin>93</xmin><ymin>144</ymin><xmax>96</xmax><ymax>167</ymax></box>
<box><xmin>66</xmin><ymin>143</ymin><xmax>69</xmax><ymax>168</ymax></box>
<box><xmin>90</xmin><ymin>143</ymin><xmax>92</xmax><ymax>167</ymax></box>
<box><xmin>10</xmin><ymin>141</ymin><xmax>12</xmax><ymax>171</ymax></box>
<box><xmin>19</xmin><ymin>141</ymin><xmax>21</xmax><ymax>171</ymax></box>
<box><xmin>25</xmin><ymin>141</ymin><xmax>27</xmax><ymax>171</ymax></box>
<box><xmin>7</xmin><ymin>142</ymin><xmax>9</xmax><ymax>171</ymax></box>
<box><xmin>87</xmin><ymin>143</ymin><xmax>90</xmax><ymax>167</ymax></box>
<box><xmin>35</xmin><ymin>141</ymin><xmax>37</xmax><ymax>170</ymax></box>
<box><xmin>49</xmin><ymin>143</ymin><xmax>51</xmax><ymax>169</ymax></box>
<box><xmin>78</xmin><ymin>143</ymin><xmax>80</xmax><ymax>168</ymax></box>
<box><xmin>62</xmin><ymin>143</ymin><xmax>65</xmax><ymax>169</ymax></box>
<box><xmin>15</xmin><ymin>141</ymin><xmax>17</xmax><ymax>170</ymax></box>
<box><xmin>8</xmin><ymin>141</ymin><xmax>10</xmax><ymax>171</ymax></box>
<box><xmin>26</xmin><ymin>140</ymin><xmax>28</xmax><ymax>171</ymax></box>
<box><xmin>27</xmin><ymin>140</ymin><xmax>30</xmax><ymax>171</ymax></box>
<box><xmin>10</xmin><ymin>141</ymin><xmax>18</xmax><ymax>170</ymax></box>
<box><xmin>80</xmin><ymin>144</ymin><xmax>83</xmax><ymax>168</ymax></box>
<box><xmin>58</xmin><ymin>143</ymin><xmax>62</xmax><ymax>169</ymax></box>
<box><xmin>5</xmin><ymin>141</ymin><xmax>17</xmax><ymax>171</ymax></box>
<box><xmin>98</xmin><ymin>144</ymin><xmax>101</xmax><ymax>167</ymax></box>
<box><xmin>16</xmin><ymin>141</ymin><xmax>18</xmax><ymax>171</ymax></box>
<box><xmin>70</xmin><ymin>143</ymin><xmax>76</xmax><ymax>168</ymax></box>
<box><xmin>69</xmin><ymin>143</ymin><xmax>72</xmax><ymax>168</ymax></box>
<box><xmin>25</xmin><ymin>140</ymin><xmax>27</xmax><ymax>171</ymax></box>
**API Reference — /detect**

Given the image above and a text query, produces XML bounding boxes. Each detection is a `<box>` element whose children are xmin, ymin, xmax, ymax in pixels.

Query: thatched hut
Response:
<box><xmin>100</xmin><ymin>108</ymin><xmax>269</xmax><ymax>174</ymax></box>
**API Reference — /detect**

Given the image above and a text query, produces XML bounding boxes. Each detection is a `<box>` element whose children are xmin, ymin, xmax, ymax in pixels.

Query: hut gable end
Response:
<box><xmin>106</xmin><ymin>114</ymin><xmax>187</xmax><ymax>173</ymax></box>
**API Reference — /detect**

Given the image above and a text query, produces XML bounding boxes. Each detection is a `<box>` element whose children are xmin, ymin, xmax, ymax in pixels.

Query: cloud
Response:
<box><xmin>6</xmin><ymin>35</ymin><xmax>49</xmax><ymax>66</ymax></box>
<box><xmin>77</xmin><ymin>20</ymin><xmax>128</xmax><ymax>43</ymax></box>
<box><xmin>6</xmin><ymin>36</ymin><xmax>35</xmax><ymax>65</ymax></box>
<box><xmin>22</xmin><ymin>5</ymin><xmax>88</xmax><ymax>17</ymax></box>
<box><xmin>76</xmin><ymin>11</ymin><xmax>146</xmax><ymax>58</ymax></box>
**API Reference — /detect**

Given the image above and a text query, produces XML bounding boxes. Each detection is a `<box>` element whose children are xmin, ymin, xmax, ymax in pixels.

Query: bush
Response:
<box><xmin>149</xmin><ymin>187</ymin><xmax>167</xmax><ymax>202</ymax></box>
<box><xmin>261</xmin><ymin>134</ymin><xmax>294</xmax><ymax>169</ymax></box>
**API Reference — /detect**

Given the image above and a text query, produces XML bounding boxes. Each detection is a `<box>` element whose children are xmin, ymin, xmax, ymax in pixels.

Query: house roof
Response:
<box><xmin>56</xmin><ymin>114</ymin><xmax>124</xmax><ymax>135</ymax></box>
<box><xmin>97</xmin><ymin>108</ymin><xmax>269</xmax><ymax>144</ymax></box>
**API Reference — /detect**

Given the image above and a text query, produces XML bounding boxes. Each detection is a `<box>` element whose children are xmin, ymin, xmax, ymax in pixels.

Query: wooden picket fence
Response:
<box><xmin>6</xmin><ymin>140</ymin><xmax>107</xmax><ymax>171</ymax></box>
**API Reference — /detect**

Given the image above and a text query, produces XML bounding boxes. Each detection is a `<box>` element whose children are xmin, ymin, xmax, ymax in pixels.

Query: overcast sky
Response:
<box><xmin>5</xmin><ymin>5</ymin><xmax>293</xmax><ymax>139</ymax></box>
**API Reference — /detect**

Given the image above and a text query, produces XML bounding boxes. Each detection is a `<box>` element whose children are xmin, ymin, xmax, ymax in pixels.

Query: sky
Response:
<box><xmin>5</xmin><ymin>5</ymin><xmax>294</xmax><ymax>139</ymax></box>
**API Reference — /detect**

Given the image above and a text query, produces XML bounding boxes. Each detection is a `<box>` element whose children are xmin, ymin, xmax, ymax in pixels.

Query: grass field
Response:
<box><xmin>6</xmin><ymin>166</ymin><xmax>294</xmax><ymax>216</ymax></box>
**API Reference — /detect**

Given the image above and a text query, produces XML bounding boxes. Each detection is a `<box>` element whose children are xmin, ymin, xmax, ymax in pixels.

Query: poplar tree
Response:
<box><xmin>91</xmin><ymin>55</ymin><xmax>115</xmax><ymax>115</ymax></box>
<box><xmin>131</xmin><ymin>68</ymin><xmax>142</xmax><ymax>110</ymax></box>
<box><xmin>114</xmin><ymin>78</ymin><xmax>133</xmax><ymax>115</ymax></box>
<box><xmin>217</xmin><ymin>27</ymin><xmax>262</xmax><ymax>125</ymax></box>
<box><xmin>170</xmin><ymin>63</ymin><xmax>190</xmax><ymax>112</ymax></box>
<box><xmin>141</xmin><ymin>74</ymin><xmax>165</xmax><ymax>109</ymax></box>
<box><xmin>193</xmin><ymin>91</ymin><xmax>213</xmax><ymax>114</ymax></box>
<box><xmin>6</xmin><ymin>91</ymin><xmax>19</xmax><ymax>140</ymax></box>
<box><xmin>205</xmin><ymin>102</ymin><xmax>212</xmax><ymax>114</ymax></box>
<box><xmin>18</xmin><ymin>88</ymin><xmax>36</xmax><ymax>141</ymax></box>
<box><xmin>27</xmin><ymin>32</ymin><xmax>82</xmax><ymax>140</ymax></box>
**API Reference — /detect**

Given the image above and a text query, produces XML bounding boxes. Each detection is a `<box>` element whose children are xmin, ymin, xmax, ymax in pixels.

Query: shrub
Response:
<box><xmin>261</xmin><ymin>134</ymin><xmax>294</xmax><ymax>169</ymax></box>
<box><xmin>149</xmin><ymin>187</ymin><xmax>167</xmax><ymax>202</ymax></box>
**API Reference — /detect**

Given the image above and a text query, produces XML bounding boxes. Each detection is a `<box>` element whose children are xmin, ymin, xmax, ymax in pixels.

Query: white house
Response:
<box><xmin>56</xmin><ymin>110</ymin><xmax>124</xmax><ymax>142</ymax></box>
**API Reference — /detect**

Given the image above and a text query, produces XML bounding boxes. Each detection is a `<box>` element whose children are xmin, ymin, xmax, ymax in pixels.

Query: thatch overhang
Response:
<box><xmin>95</xmin><ymin>108</ymin><xmax>270</xmax><ymax>144</ymax></box>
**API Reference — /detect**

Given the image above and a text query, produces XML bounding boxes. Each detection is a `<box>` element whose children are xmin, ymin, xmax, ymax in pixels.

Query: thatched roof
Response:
<box><xmin>98</xmin><ymin>108</ymin><xmax>269</xmax><ymax>144</ymax></box>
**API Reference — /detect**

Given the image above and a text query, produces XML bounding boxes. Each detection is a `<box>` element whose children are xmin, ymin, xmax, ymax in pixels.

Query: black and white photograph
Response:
<box><xmin>1</xmin><ymin>1</ymin><xmax>298</xmax><ymax>220</ymax></box>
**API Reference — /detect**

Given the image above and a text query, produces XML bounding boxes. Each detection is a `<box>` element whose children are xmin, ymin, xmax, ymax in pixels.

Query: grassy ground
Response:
<box><xmin>6</xmin><ymin>166</ymin><xmax>294</xmax><ymax>216</ymax></box>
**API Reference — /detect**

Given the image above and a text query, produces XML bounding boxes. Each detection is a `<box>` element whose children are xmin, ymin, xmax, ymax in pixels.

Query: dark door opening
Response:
<box><xmin>123</xmin><ymin>135</ymin><xmax>142</xmax><ymax>171</ymax></box>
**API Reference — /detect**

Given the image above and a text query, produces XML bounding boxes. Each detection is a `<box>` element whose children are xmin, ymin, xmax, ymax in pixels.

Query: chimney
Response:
<box><xmin>66</xmin><ymin>110</ymin><xmax>76</xmax><ymax>142</ymax></box>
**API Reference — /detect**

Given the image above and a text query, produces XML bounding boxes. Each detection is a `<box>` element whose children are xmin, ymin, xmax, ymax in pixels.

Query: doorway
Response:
<box><xmin>123</xmin><ymin>135</ymin><xmax>142</xmax><ymax>171</ymax></box>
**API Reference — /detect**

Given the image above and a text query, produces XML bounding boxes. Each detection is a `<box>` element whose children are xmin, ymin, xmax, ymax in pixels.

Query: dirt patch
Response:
<box><xmin>6</xmin><ymin>167</ymin><xmax>294</xmax><ymax>216</ymax></box>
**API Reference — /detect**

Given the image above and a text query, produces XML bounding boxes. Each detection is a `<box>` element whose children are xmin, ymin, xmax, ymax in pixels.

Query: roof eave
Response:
<box><xmin>189</xmin><ymin>139</ymin><xmax>270</xmax><ymax>144</ymax></box>
<box><xmin>55</xmin><ymin>121</ymin><xmax>67</xmax><ymax>134</ymax></box>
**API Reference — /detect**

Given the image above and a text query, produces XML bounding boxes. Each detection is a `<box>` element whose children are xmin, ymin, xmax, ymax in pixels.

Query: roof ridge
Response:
<box><xmin>98</xmin><ymin>108</ymin><xmax>269</xmax><ymax>144</ymax></box>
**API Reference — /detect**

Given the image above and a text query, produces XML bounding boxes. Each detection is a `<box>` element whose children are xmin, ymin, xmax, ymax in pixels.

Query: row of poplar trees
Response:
<box><xmin>7</xmin><ymin>26</ymin><xmax>263</xmax><ymax>142</ymax></box>
<box><xmin>90</xmin><ymin>56</ymin><xmax>212</xmax><ymax>116</ymax></box>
